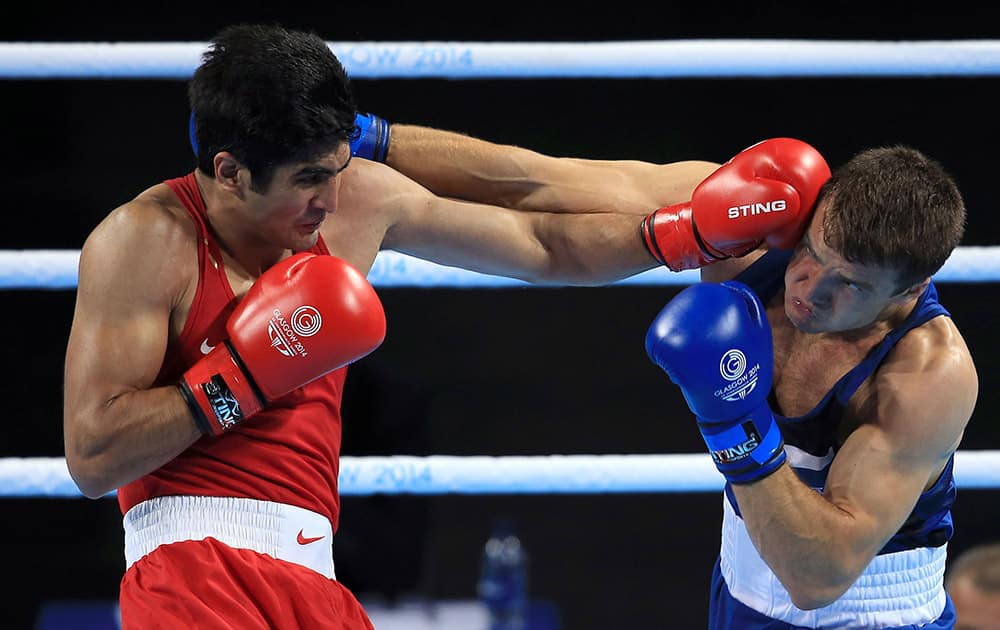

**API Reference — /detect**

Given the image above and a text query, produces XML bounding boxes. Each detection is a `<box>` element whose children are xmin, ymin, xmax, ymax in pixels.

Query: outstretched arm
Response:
<box><xmin>356</xmin><ymin>115</ymin><xmax>831</xmax><ymax>272</ymax></box>
<box><xmin>364</xmin><ymin>119</ymin><xmax>718</xmax><ymax>215</ymax></box>
<box><xmin>343</xmin><ymin>159</ymin><xmax>655</xmax><ymax>286</ymax></box>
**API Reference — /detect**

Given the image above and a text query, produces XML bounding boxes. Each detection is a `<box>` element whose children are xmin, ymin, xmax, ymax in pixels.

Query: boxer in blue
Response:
<box><xmin>351</xmin><ymin>115</ymin><xmax>977</xmax><ymax>628</ymax></box>
<box><xmin>645</xmin><ymin>147</ymin><xmax>974</xmax><ymax>629</ymax></box>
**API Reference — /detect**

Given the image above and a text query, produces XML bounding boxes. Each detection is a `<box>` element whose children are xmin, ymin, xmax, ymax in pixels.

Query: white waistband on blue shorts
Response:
<box><xmin>720</xmin><ymin>495</ymin><xmax>946</xmax><ymax>629</ymax></box>
<box><xmin>123</xmin><ymin>495</ymin><xmax>335</xmax><ymax>579</ymax></box>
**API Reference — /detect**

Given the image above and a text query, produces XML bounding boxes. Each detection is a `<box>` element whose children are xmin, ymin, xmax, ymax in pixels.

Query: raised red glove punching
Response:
<box><xmin>179</xmin><ymin>252</ymin><xmax>386</xmax><ymax>436</ymax></box>
<box><xmin>642</xmin><ymin>138</ymin><xmax>831</xmax><ymax>271</ymax></box>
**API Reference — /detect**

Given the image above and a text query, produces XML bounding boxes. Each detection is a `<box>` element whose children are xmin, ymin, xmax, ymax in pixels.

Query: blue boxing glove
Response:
<box><xmin>645</xmin><ymin>281</ymin><xmax>786</xmax><ymax>484</ymax></box>
<box><xmin>350</xmin><ymin>112</ymin><xmax>391</xmax><ymax>162</ymax></box>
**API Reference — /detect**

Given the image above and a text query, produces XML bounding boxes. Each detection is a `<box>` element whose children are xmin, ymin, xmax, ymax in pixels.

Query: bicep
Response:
<box><xmin>822</xmin><ymin>368</ymin><xmax>972</xmax><ymax>553</ymax></box>
<box><xmin>64</xmin><ymin>219</ymin><xmax>182</xmax><ymax>425</ymax></box>
<box><xmin>822</xmin><ymin>424</ymin><xmax>936</xmax><ymax>553</ymax></box>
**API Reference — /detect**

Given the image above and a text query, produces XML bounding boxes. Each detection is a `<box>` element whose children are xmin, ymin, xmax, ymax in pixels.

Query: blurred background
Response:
<box><xmin>2</xmin><ymin>3</ymin><xmax>999</xmax><ymax>628</ymax></box>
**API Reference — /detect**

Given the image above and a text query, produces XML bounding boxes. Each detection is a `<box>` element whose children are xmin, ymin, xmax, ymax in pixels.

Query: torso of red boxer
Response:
<box><xmin>117</xmin><ymin>173</ymin><xmax>347</xmax><ymax>527</ymax></box>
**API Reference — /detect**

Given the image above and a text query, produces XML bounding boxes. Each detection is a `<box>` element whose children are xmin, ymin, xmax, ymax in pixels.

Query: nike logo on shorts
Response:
<box><xmin>200</xmin><ymin>338</ymin><xmax>216</xmax><ymax>355</ymax></box>
<box><xmin>296</xmin><ymin>529</ymin><xmax>325</xmax><ymax>545</ymax></box>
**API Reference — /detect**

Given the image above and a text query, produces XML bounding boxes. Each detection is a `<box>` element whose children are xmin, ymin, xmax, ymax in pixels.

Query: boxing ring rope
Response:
<box><xmin>5</xmin><ymin>452</ymin><xmax>1000</xmax><ymax>498</ymax></box>
<box><xmin>3</xmin><ymin>246</ymin><xmax>1000</xmax><ymax>289</ymax></box>
<box><xmin>4</xmin><ymin>40</ymin><xmax>1000</xmax><ymax>79</ymax></box>
<box><xmin>3</xmin><ymin>38</ymin><xmax>999</xmax><ymax>497</ymax></box>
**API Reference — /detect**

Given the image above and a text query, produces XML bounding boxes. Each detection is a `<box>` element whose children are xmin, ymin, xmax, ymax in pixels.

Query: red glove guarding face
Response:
<box><xmin>179</xmin><ymin>252</ymin><xmax>386</xmax><ymax>436</ymax></box>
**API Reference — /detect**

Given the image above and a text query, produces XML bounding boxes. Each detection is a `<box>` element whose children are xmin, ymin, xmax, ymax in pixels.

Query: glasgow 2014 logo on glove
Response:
<box><xmin>267</xmin><ymin>305</ymin><xmax>323</xmax><ymax>358</ymax></box>
<box><xmin>714</xmin><ymin>348</ymin><xmax>760</xmax><ymax>402</ymax></box>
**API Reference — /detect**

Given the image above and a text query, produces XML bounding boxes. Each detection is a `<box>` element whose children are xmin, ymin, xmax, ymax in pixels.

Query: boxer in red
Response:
<box><xmin>63</xmin><ymin>24</ymin><xmax>825</xmax><ymax>628</ymax></box>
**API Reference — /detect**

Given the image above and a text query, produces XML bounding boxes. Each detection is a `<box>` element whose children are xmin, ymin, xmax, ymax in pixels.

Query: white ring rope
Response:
<box><xmin>2</xmin><ymin>452</ymin><xmax>998</xmax><ymax>497</ymax></box>
<box><xmin>2</xmin><ymin>247</ymin><xmax>999</xmax><ymax>290</ymax></box>
<box><xmin>3</xmin><ymin>40</ymin><xmax>1000</xmax><ymax>79</ymax></box>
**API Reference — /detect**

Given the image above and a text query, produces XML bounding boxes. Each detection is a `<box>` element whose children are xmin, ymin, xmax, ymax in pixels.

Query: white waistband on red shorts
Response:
<box><xmin>123</xmin><ymin>495</ymin><xmax>335</xmax><ymax>579</ymax></box>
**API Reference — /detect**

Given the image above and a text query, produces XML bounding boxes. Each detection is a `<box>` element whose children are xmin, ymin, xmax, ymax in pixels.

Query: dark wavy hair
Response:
<box><xmin>816</xmin><ymin>146</ymin><xmax>965</xmax><ymax>291</ymax></box>
<box><xmin>188</xmin><ymin>23</ymin><xmax>357</xmax><ymax>191</ymax></box>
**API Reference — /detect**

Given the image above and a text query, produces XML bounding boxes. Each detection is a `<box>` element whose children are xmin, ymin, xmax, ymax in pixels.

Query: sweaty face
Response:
<box><xmin>243</xmin><ymin>144</ymin><xmax>352</xmax><ymax>251</ymax></box>
<box><xmin>783</xmin><ymin>202</ymin><xmax>909</xmax><ymax>334</ymax></box>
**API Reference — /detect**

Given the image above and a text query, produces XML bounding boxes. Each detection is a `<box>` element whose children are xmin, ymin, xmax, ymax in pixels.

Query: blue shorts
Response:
<box><xmin>708</xmin><ymin>556</ymin><xmax>956</xmax><ymax>629</ymax></box>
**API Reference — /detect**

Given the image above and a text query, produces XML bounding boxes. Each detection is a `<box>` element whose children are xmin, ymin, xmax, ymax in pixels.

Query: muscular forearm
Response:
<box><xmin>65</xmin><ymin>386</ymin><xmax>202</xmax><ymax>498</ymax></box>
<box><xmin>386</xmin><ymin>125</ymin><xmax>719</xmax><ymax>218</ymax></box>
<box><xmin>386</xmin><ymin>124</ymin><xmax>553</xmax><ymax>208</ymax></box>
<box><xmin>731</xmin><ymin>466</ymin><xmax>884</xmax><ymax>609</ymax></box>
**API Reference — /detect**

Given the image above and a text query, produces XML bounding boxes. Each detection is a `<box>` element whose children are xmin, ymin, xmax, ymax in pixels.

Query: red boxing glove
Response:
<box><xmin>641</xmin><ymin>138</ymin><xmax>831</xmax><ymax>271</ymax></box>
<box><xmin>179</xmin><ymin>252</ymin><xmax>386</xmax><ymax>436</ymax></box>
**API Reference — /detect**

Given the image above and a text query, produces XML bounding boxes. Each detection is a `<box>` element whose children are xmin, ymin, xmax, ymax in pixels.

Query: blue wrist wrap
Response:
<box><xmin>189</xmin><ymin>111</ymin><xmax>199</xmax><ymax>157</ymax></box>
<box><xmin>350</xmin><ymin>112</ymin><xmax>391</xmax><ymax>162</ymax></box>
<box><xmin>698</xmin><ymin>405</ymin><xmax>786</xmax><ymax>484</ymax></box>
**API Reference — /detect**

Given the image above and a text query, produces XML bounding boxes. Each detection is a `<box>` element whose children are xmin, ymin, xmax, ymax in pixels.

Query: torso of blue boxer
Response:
<box><xmin>708</xmin><ymin>248</ymin><xmax>957</xmax><ymax>630</ymax></box>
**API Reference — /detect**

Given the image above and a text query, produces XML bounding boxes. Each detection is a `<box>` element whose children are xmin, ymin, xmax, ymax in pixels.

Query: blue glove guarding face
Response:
<box><xmin>645</xmin><ymin>281</ymin><xmax>786</xmax><ymax>484</ymax></box>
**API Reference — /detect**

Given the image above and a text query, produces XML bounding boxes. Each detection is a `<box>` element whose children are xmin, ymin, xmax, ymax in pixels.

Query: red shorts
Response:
<box><xmin>120</xmin><ymin>538</ymin><xmax>375</xmax><ymax>629</ymax></box>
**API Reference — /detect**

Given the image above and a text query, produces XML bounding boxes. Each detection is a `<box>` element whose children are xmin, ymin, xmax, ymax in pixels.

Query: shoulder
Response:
<box><xmin>320</xmin><ymin>159</ymin><xmax>426</xmax><ymax>265</ymax></box>
<box><xmin>79</xmin><ymin>183</ymin><xmax>197</xmax><ymax>300</ymax></box>
<box><xmin>341</xmin><ymin>157</ymin><xmax>424</xmax><ymax>195</ymax></box>
<box><xmin>337</xmin><ymin>158</ymin><xmax>437</xmax><ymax>228</ymax></box>
<box><xmin>339</xmin><ymin>158</ymin><xmax>433</xmax><ymax>215</ymax></box>
<box><xmin>87</xmin><ymin>183</ymin><xmax>195</xmax><ymax>247</ymax></box>
<box><xmin>888</xmin><ymin>314</ymin><xmax>976</xmax><ymax>392</ymax></box>
<box><xmin>874</xmin><ymin>315</ymin><xmax>978</xmax><ymax>457</ymax></box>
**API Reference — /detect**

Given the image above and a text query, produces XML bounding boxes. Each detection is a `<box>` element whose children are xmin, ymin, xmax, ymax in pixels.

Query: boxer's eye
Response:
<box><xmin>295</xmin><ymin>168</ymin><xmax>334</xmax><ymax>187</ymax></box>
<box><xmin>838</xmin><ymin>276</ymin><xmax>863</xmax><ymax>292</ymax></box>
